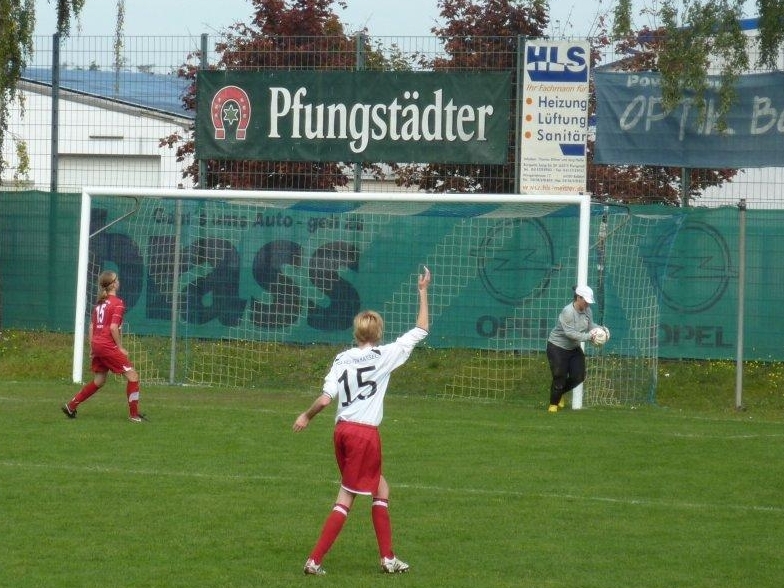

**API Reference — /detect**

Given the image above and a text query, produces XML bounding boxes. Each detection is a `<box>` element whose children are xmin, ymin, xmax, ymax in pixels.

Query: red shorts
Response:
<box><xmin>333</xmin><ymin>421</ymin><xmax>382</xmax><ymax>495</ymax></box>
<box><xmin>91</xmin><ymin>346</ymin><xmax>134</xmax><ymax>375</ymax></box>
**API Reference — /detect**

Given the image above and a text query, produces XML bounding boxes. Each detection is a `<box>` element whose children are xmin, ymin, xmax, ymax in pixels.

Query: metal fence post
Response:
<box><xmin>49</xmin><ymin>33</ymin><xmax>60</xmax><ymax>193</ymax></box>
<box><xmin>514</xmin><ymin>36</ymin><xmax>524</xmax><ymax>194</ymax></box>
<box><xmin>735</xmin><ymin>198</ymin><xmax>747</xmax><ymax>410</ymax></box>
<box><xmin>198</xmin><ymin>33</ymin><xmax>209</xmax><ymax>187</ymax></box>
<box><xmin>353</xmin><ymin>32</ymin><xmax>365</xmax><ymax>192</ymax></box>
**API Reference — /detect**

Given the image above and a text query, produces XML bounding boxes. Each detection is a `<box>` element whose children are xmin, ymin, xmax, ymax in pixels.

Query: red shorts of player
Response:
<box><xmin>333</xmin><ymin>420</ymin><xmax>382</xmax><ymax>495</ymax></box>
<box><xmin>90</xmin><ymin>346</ymin><xmax>134</xmax><ymax>375</ymax></box>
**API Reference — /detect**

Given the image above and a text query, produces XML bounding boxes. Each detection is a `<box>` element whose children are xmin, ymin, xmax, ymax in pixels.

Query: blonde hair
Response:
<box><xmin>353</xmin><ymin>310</ymin><xmax>383</xmax><ymax>346</ymax></box>
<box><xmin>96</xmin><ymin>270</ymin><xmax>118</xmax><ymax>304</ymax></box>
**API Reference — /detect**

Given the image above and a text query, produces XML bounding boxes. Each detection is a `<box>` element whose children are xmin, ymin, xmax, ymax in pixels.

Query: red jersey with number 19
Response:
<box><xmin>322</xmin><ymin>327</ymin><xmax>428</xmax><ymax>427</ymax></box>
<box><xmin>91</xmin><ymin>294</ymin><xmax>125</xmax><ymax>354</ymax></box>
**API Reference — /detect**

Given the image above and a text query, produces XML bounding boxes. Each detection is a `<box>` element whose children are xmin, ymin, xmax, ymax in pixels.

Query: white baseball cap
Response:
<box><xmin>575</xmin><ymin>285</ymin><xmax>595</xmax><ymax>304</ymax></box>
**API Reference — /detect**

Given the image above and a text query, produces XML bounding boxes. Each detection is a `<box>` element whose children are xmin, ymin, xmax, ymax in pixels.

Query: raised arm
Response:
<box><xmin>416</xmin><ymin>266</ymin><xmax>431</xmax><ymax>331</ymax></box>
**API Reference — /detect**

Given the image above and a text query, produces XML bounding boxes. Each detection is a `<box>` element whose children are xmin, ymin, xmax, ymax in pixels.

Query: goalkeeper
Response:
<box><xmin>546</xmin><ymin>285</ymin><xmax>603</xmax><ymax>412</ymax></box>
<box><xmin>293</xmin><ymin>266</ymin><xmax>430</xmax><ymax>576</ymax></box>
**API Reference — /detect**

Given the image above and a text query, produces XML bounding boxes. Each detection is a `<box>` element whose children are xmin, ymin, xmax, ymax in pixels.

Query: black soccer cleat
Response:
<box><xmin>62</xmin><ymin>404</ymin><xmax>77</xmax><ymax>419</ymax></box>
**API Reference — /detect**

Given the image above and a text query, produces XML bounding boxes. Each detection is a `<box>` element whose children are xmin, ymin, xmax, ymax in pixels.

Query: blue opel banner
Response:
<box><xmin>594</xmin><ymin>71</ymin><xmax>784</xmax><ymax>168</ymax></box>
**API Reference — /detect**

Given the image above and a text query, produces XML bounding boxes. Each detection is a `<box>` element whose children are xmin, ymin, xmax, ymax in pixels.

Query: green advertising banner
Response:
<box><xmin>196</xmin><ymin>70</ymin><xmax>511</xmax><ymax>163</ymax></box>
<box><xmin>84</xmin><ymin>198</ymin><xmax>576</xmax><ymax>349</ymax></box>
<box><xmin>637</xmin><ymin>206</ymin><xmax>782</xmax><ymax>359</ymax></box>
<box><xmin>3</xmin><ymin>193</ymin><xmax>784</xmax><ymax>361</ymax></box>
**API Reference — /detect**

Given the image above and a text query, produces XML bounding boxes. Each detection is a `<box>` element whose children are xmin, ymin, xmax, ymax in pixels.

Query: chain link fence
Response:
<box><xmin>3</xmin><ymin>32</ymin><xmax>784</xmax><ymax>384</ymax></box>
<box><xmin>3</xmin><ymin>32</ymin><xmax>781</xmax><ymax>208</ymax></box>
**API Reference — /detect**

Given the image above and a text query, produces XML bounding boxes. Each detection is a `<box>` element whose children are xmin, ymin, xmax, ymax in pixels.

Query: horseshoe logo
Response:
<box><xmin>211</xmin><ymin>85</ymin><xmax>251</xmax><ymax>140</ymax></box>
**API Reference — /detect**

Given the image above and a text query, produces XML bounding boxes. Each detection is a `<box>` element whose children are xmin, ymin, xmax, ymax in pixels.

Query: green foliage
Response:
<box><xmin>113</xmin><ymin>0</ymin><xmax>125</xmax><ymax>94</ymax></box>
<box><xmin>612</xmin><ymin>0</ymin><xmax>634</xmax><ymax>37</ymax></box>
<box><xmin>755</xmin><ymin>0</ymin><xmax>784</xmax><ymax>67</ymax></box>
<box><xmin>362</xmin><ymin>39</ymin><xmax>419</xmax><ymax>72</ymax></box>
<box><xmin>597</xmin><ymin>1</ymin><xmax>765</xmax><ymax>203</ymax></box>
<box><xmin>612</xmin><ymin>0</ymin><xmax>784</xmax><ymax>129</ymax></box>
<box><xmin>55</xmin><ymin>0</ymin><xmax>86</xmax><ymax>37</ymax></box>
<box><xmin>0</xmin><ymin>0</ymin><xmax>35</xmax><ymax>179</ymax></box>
<box><xmin>657</xmin><ymin>0</ymin><xmax>748</xmax><ymax>129</ymax></box>
<box><xmin>0</xmin><ymin>0</ymin><xmax>85</xmax><ymax>179</ymax></box>
<box><xmin>0</xmin><ymin>0</ymin><xmax>35</xmax><ymax>89</ymax></box>
<box><xmin>12</xmin><ymin>135</ymin><xmax>30</xmax><ymax>184</ymax></box>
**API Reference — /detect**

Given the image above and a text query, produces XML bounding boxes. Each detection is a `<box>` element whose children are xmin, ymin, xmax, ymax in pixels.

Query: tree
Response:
<box><xmin>164</xmin><ymin>0</ymin><xmax>412</xmax><ymax>189</ymax></box>
<box><xmin>1</xmin><ymin>0</ymin><xmax>36</xmax><ymax>180</ymax></box>
<box><xmin>0</xmin><ymin>0</ymin><xmax>85</xmax><ymax>178</ymax></box>
<box><xmin>164</xmin><ymin>0</ymin><xmax>364</xmax><ymax>190</ymax></box>
<box><xmin>394</xmin><ymin>0</ymin><xmax>549</xmax><ymax>194</ymax></box>
<box><xmin>588</xmin><ymin>20</ymin><xmax>739</xmax><ymax>205</ymax></box>
<box><xmin>613</xmin><ymin>0</ymin><xmax>784</xmax><ymax>124</ymax></box>
<box><xmin>54</xmin><ymin>0</ymin><xmax>87</xmax><ymax>37</ymax></box>
<box><xmin>411</xmin><ymin>0</ymin><xmax>738</xmax><ymax>205</ymax></box>
<box><xmin>159</xmin><ymin>0</ymin><xmax>769</xmax><ymax>203</ymax></box>
<box><xmin>114</xmin><ymin>0</ymin><xmax>126</xmax><ymax>95</ymax></box>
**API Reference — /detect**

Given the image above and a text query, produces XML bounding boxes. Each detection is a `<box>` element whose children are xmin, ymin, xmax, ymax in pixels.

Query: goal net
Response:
<box><xmin>73</xmin><ymin>188</ymin><xmax>658</xmax><ymax>407</ymax></box>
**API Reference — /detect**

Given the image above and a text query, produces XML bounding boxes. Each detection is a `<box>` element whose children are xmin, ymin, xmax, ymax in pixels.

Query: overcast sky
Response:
<box><xmin>33</xmin><ymin>0</ymin><xmax>762</xmax><ymax>39</ymax></box>
<box><xmin>32</xmin><ymin>0</ymin><xmax>609</xmax><ymax>39</ymax></box>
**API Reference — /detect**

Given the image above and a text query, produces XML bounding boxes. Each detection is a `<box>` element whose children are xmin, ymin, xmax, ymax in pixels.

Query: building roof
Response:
<box><xmin>22</xmin><ymin>67</ymin><xmax>193</xmax><ymax>119</ymax></box>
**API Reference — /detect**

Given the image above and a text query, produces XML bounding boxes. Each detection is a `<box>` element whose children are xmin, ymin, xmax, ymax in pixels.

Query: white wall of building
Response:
<box><xmin>2</xmin><ymin>80</ymin><xmax>194</xmax><ymax>192</ymax></box>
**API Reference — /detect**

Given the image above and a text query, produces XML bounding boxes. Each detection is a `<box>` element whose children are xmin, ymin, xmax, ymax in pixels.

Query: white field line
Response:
<box><xmin>1</xmin><ymin>459</ymin><xmax>782</xmax><ymax>515</ymax></box>
<box><xmin>6</xmin><ymin>396</ymin><xmax>784</xmax><ymax>438</ymax></box>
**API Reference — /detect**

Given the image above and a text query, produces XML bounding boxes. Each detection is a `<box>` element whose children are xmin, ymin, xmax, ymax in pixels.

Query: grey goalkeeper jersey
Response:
<box><xmin>547</xmin><ymin>302</ymin><xmax>599</xmax><ymax>350</ymax></box>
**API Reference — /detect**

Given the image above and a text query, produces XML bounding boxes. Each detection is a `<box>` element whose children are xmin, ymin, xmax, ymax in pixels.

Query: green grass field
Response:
<box><xmin>3</xmin><ymin>383</ymin><xmax>784</xmax><ymax>587</ymax></box>
<box><xmin>2</xmin><ymin>331</ymin><xmax>784</xmax><ymax>587</ymax></box>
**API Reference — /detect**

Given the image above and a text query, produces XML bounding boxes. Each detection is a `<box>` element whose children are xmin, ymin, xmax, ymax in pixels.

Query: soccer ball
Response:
<box><xmin>590</xmin><ymin>326</ymin><xmax>609</xmax><ymax>346</ymax></box>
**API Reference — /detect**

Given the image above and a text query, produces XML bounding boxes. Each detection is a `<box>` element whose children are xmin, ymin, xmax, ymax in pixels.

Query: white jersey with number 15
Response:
<box><xmin>323</xmin><ymin>327</ymin><xmax>428</xmax><ymax>426</ymax></box>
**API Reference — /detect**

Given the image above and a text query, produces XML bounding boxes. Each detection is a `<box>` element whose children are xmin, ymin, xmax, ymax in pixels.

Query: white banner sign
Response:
<box><xmin>520</xmin><ymin>40</ymin><xmax>590</xmax><ymax>194</ymax></box>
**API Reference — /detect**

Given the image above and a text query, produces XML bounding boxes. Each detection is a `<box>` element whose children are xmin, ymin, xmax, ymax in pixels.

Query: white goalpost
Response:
<box><xmin>73</xmin><ymin>187</ymin><xmax>656</xmax><ymax>408</ymax></box>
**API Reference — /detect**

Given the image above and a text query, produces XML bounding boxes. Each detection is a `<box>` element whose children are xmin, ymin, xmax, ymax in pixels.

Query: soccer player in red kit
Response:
<box><xmin>293</xmin><ymin>266</ymin><xmax>431</xmax><ymax>576</ymax></box>
<box><xmin>62</xmin><ymin>270</ymin><xmax>144</xmax><ymax>422</ymax></box>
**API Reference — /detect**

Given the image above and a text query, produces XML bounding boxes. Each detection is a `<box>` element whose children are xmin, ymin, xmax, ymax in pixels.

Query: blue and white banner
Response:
<box><xmin>594</xmin><ymin>71</ymin><xmax>784</xmax><ymax>168</ymax></box>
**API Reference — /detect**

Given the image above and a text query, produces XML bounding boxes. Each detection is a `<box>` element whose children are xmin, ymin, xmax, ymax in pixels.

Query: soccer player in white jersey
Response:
<box><xmin>293</xmin><ymin>265</ymin><xmax>431</xmax><ymax>576</ymax></box>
